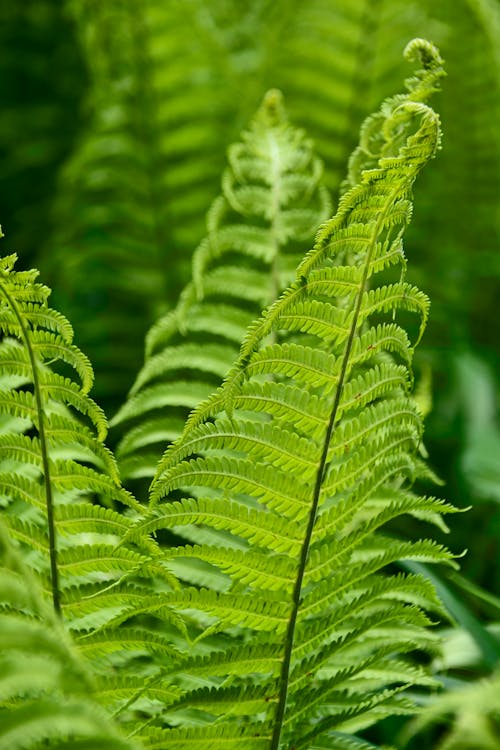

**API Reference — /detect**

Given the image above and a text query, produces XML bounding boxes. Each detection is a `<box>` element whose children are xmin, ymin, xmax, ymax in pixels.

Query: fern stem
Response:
<box><xmin>0</xmin><ymin>281</ymin><xmax>61</xmax><ymax>615</ymax></box>
<box><xmin>270</xmin><ymin>186</ymin><xmax>400</xmax><ymax>749</ymax></box>
<box><xmin>268</xmin><ymin>110</ymin><xmax>285</xmax><ymax>339</ymax></box>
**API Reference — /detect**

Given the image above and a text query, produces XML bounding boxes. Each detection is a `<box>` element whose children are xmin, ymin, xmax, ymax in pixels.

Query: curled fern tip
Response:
<box><xmin>404</xmin><ymin>38</ymin><xmax>443</xmax><ymax>70</ymax></box>
<box><xmin>261</xmin><ymin>88</ymin><xmax>286</xmax><ymax>125</ymax></box>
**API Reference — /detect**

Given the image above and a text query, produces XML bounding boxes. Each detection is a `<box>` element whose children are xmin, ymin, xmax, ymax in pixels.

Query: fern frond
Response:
<box><xmin>113</xmin><ymin>90</ymin><xmax>330</xmax><ymax>490</ymax></box>
<box><xmin>0</xmin><ymin>241</ymin><xmax>164</xmax><ymax>640</ymax></box>
<box><xmin>0</xmin><ymin>522</ymin><xmax>139</xmax><ymax>750</ymax></box>
<box><xmin>0</xmin><ymin>240</ymin><xmax>184</xmax><ymax>723</ymax></box>
<box><xmin>44</xmin><ymin>0</ymin><xmax>290</xmax><ymax>407</ymax></box>
<box><xmin>401</xmin><ymin>666</ymin><xmax>500</xmax><ymax>750</ymax></box>
<box><xmin>137</xmin><ymin>40</ymin><xmax>454</xmax><ymax>747</ymax></box>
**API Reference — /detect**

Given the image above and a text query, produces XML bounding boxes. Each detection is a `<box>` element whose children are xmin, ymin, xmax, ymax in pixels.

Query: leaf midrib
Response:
<box><xmin>269</xmin><ymin>178</ymin><xmax>404</xmax><ymax>749</ymax></box>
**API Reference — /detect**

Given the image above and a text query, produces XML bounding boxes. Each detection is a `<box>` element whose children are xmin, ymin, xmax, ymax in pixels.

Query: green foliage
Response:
<box><xmin>112</xmin><ymin>89</ymin><xmax>330</xmax><ymax>490</ymax></box>
<box><xmin>0</xmin><ymin>244</ymin><xmax>143</xmax><ymax>613</ymax></box>
<box><xmin>0</xmin><ymin>1</ymin><xmax>85</xmax><ymax>267</ymax></box>
<box><xmin>398</xmin><ymin>566</ymin><xmax>500</xmax><ymax>750</ymax></box>
<box><xmin>0</xmin><ymin>524</ymin><xmax>139</xmax><ymax>750</ymax></box>
<box><xmin>402</xmin><ymin>668</ymin><xmax>500</xmax><ymax>750</ymax></box>
<box><xmin>43</xmin><ymin>0</ymin><xmax>254</xmax><ymax>405</ymax></box>
<box><xmin>0</xmin><ymin>0</ymin><xmax>499</xmax><ymax>745</ymax></box>
<box><xmin>0</xmin><ymin>36</ymin><xmax>471</xmax><ymax>749</ymax></box>
<box><xmin>19</xmin><ymin>0</ymin><xmax>498</xmax><ymax>419</ymax></box>
<box><xmin>0</xmin><ymin>245</ymin><xmax>190</xmax><ymax>729</ymax></box>
<box><xmin>135</xmin><ymin>39</ymin><xmax>454</xmax><ymax>748</ymax></box>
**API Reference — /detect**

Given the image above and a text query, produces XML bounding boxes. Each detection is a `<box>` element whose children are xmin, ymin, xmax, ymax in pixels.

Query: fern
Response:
<box><xmin>401</xmin><ymin>667</ymin><xmax>500</xmax><ymax>750</ymax></box>
<box><xmin>270</xmin><ymin>0</ymin><xmax>439</xmax><ymax>196</ymax></box>
<box><xmin>402</xmin><ymin>0</ymin><xmax>500</xmax><ymax>358</ymax></box>
<box><xmin>0</xmin><ymin>31</ymin><xmax>475</xmax><ymax>750</ymax></box>
<box><xmin>0</xmin><ymin>522</ymin><xmax>139</xmax><ymax>750</ymax></box>
<box><xmin>112</xmin><ymin>89</ymin><xmax>330</xmax><ymax>490</ymax></box>
<box><xmin>0</xmin><ymin>236</ymin><xmax>187</xmax><ymax>730</ymax></box>
<box><xmin>44</xmin><ymin>0</ymin><xmax>272</xmax><ymax>406</ymax></box>
<box><xmin>39</xmin><ymin>0</ymin><xmax>500</xmax><ymax>422</ymax></box>
<box><xmin>94</xmin><ymin>39</ymin><xmax>456</xmax><ymax>748</ymax></box>
<box><xmin>0</xmin><ymin>243</ymin><xmax>147</xmax><ymax>611</ymax></box>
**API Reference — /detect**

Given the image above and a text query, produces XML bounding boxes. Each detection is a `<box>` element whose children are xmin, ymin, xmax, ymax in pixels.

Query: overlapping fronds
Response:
<box><xmin>0</xmin><ymin>0</ymin><xmax>497</xmax><ymax>744</ymax></box>
<box><xmin>271</xmin><ymin>0</ymin><xmax>500</xmax><ymax>353</ymax></box>
<box><xmin>39</xmin><ymin>0</ymin><xmax>500</xmax><ymax>416</ymax></box>
<box><xmin>0</xmin><ymin>522</ymin><xmax>139</xmax><ymax>750</ymax></box>
<box><xmin>271</xmin><ymin>0</ymin><xmax>441</xmax><ymax>196</ymax></box>
<box><xmin>105</xmin><ymin>40</ymin><xmax>456</xmax><ymax>748</ymax></box>
<box><xmin>45</xmin><ymin>0</ymin><xmax>265</xmax><ymax>406</ymax></box>
<box><xmin>0</xmin><ymin>236</ymin><xmax>185</xmax><ymax>728</ymax></box>
<box><xmin>112</xmin><ymin>90</ymin><xmax>330</xmax><ymax>490</ymax></box>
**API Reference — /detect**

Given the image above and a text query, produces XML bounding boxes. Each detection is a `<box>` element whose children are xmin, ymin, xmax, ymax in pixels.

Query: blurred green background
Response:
<box><xmin>0</xmin><ymin>1</ymin><xmax>499</xmax><ymax>744</ymax></box>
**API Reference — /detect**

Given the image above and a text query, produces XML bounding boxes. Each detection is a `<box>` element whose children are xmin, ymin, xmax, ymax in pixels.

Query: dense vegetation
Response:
<box><xmin>0</xmin><ymin>2</ymin><xmax>499</xmax><ymax>748</ymax></box>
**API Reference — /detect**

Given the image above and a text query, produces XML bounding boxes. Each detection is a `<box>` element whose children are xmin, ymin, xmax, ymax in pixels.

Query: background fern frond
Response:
<box><xmin>401</xmin><ymin>667</ymin><xmax>500</xmax><ymax>750</ymax></box>
<box><xmin>112</xmin><ymin>90</ymin><xmax>330</xmax><ymax>496</ymax></box>
<box><xmin>41</xmin><ymin>0</ymin><xmax>274</xmax><ymax>408</ymax></box>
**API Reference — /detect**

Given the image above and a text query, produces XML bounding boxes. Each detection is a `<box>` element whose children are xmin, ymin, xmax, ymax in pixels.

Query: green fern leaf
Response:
<box><xmin>0</xmin><ymin>239</ymin><xmax>189</xmax><ymax>728</ymax></box>
<box><xmin>0</xmin><ymin>523</ymin><xmax>140</xmax><ymax>750</ymax></box>
<box><xmin>134</xmin><ymin>39</ymin><xmax>455</xmax><ymax>748</ymax></box>
<box><xmin>0</xmin><ymin>247</ymin><xmax>122</xmax><ymax>611</ymax></box>
<box><xmin>112</xmin><ymin>90</ymin><xmax>330</xmax><ymax>491</ymax></box>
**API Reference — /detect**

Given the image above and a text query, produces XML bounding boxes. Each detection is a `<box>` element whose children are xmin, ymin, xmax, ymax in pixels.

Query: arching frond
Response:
<box><xmin>0</xmin><ymin>245</ymin><xmax>144</xmax><ymax>611</ymax></box>
<box><xmin>128</xmin><ymin>40</ymin><xmax>456</xmax><ymax>748</ymax></box>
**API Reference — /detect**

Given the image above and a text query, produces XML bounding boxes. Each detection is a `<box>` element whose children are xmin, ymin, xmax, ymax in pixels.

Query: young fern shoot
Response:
<box><xmin>112</xmin><ymin>90</ymin><xmax>330</xmax><ymax>491</ymax></box>
<box><xmin>121</xmin><ymin>40</ymin><xmax>456</xmax><ymax>749</ymax></box>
